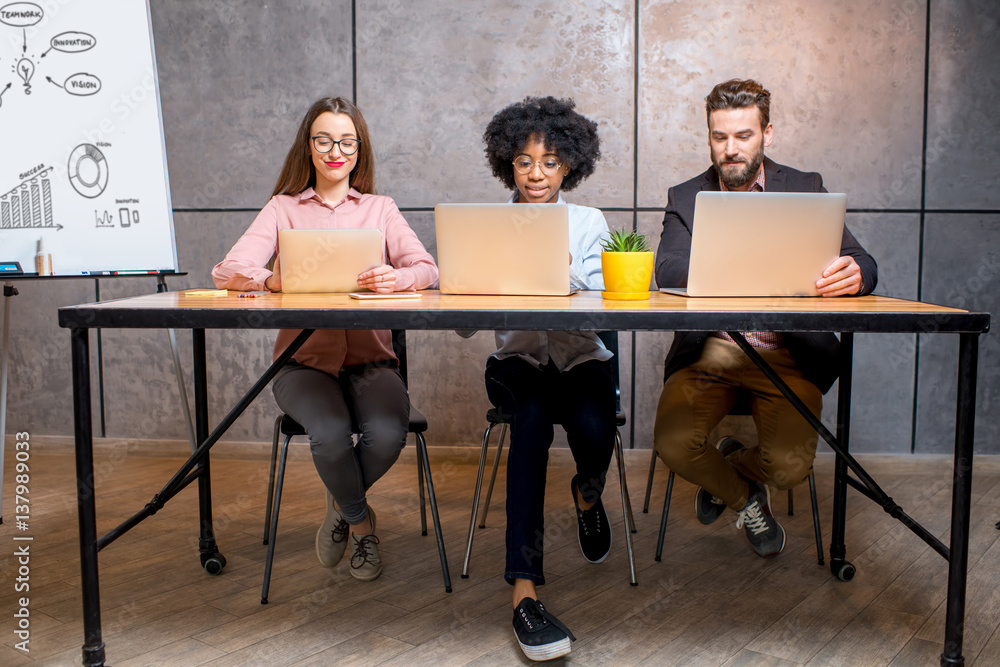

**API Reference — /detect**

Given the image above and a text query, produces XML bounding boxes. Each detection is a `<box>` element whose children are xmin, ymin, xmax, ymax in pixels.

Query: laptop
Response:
<box><xmin>278</xmin><ymin>228</ymin><xmax>382</xmax><ymax>293</ymax></box>
<box><xmin>434</xmin><ymin>203</ymin><xmax>571</xmax><ymax>295</ymax></box>
<box><xmin>660</xmin><ymin>192</ymin><xmax>847</xmax><ymax>297</ymax></box>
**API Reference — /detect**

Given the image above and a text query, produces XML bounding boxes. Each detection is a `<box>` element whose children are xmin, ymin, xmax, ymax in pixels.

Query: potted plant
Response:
<box><xmin>600</xmin><ymin>229</ymin><xmax>654</xmax><ymax>300</ymax></box>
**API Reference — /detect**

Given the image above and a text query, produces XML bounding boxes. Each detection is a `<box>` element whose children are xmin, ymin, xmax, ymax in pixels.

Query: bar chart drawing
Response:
<box><xmin>0</xmin><ymin>168</ymin><xmax>61</xmax><ymax>230</ymax></box>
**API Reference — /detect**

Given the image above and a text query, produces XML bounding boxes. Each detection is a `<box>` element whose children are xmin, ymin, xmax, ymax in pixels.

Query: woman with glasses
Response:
<box><xmin>212</xmin><ymin>97</ymin><xmax>437</xmax><ymax>582</ymax></box>
<box><xmin>478</xmin><ymin>96</ymin><xmax>615</xmax><ymax>661</ymax></box>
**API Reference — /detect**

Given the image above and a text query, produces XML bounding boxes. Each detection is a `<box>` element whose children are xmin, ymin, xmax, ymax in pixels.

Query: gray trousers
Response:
<box><xmin>272</xmin><ymin>360</ymin><xmax>409</xmax><ymax>523</ymax></box>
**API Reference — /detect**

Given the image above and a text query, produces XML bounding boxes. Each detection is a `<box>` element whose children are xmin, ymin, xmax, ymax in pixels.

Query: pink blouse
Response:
<box><xmin>212</xmin><ymin>188</ymin><xmax>438</xmax><ymax>377</ymax></box>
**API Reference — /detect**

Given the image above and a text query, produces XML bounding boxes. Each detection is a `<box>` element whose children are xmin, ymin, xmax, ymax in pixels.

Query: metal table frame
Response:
<box><xmin>58</xmin><ymin>291</ymin><xmax>989</xmax><ymax>667</ymax></box>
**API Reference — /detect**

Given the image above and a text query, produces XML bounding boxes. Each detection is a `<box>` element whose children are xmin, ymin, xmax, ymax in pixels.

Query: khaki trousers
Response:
<box><xmin>653</xmin><ymin>337</ymin><xmax>822</xmax><ymax>511</ymax></box>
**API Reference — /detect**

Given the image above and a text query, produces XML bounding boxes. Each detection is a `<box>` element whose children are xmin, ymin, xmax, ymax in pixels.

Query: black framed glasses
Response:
<box><xmin>512</xmin><ymin>156</ymin><xmax>563</xmax><ymax>175</ymax></box>
<box><xmin>311</xmin><ymin>136</ymin><xmax>360</xmax><ymax>155</ymax></box>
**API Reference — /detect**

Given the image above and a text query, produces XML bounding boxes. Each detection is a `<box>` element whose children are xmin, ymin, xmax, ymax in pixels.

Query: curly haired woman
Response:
<box><xmin>480</xmin><ymin>96</ymin><xmax>616</xmax><ymax>661</ymax></box>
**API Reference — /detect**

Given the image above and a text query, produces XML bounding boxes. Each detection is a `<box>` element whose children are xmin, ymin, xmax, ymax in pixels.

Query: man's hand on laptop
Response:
<box><xmin>358</xmin><ymin>265</ymin><xmax>399</xmax><ymax>293</ymax></box>
<box><xmin>816</xmin><ymin>256</ymin><xmax>862</xmax><ymax>297</ymax></box>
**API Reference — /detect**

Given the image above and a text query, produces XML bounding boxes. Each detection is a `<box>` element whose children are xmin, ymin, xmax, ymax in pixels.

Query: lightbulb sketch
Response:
<box><xmin>68</xmin><ymin>143</ymin><xmax>109</xmax><ymax>198</ymax></box>
<box><xmin>17</xmin><ymin>57</ymin><xmax>34</xmax><ymax>94</ymax></box>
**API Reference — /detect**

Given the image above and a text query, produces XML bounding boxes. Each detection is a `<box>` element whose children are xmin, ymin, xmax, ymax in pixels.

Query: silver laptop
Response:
<box><xmin>660</xmin><ymin>192</ymin><xmax>846</xmax><ymax>297</ymax></box>
<box><xmin>278</xmin><ymin>228</ymin><xmax>382</xmax><ymax>293</ymax></box>
<box><xmin>434</xmin><ymin>203</ymin><xmax>571</xmax><ymax>295</ymax></box>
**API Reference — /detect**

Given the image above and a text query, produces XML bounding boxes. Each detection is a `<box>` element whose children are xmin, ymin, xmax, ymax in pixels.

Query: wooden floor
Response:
<box><xmin>6</xmin><ymin>444</ymin><xmax>1000</xmax><ymax>666</ymax></box>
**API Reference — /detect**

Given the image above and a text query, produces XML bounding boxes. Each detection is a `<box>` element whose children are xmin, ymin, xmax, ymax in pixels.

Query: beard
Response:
<box><xmin>712</xmin><ymin>143</ymin><xmax>765</xmax><ymax>190</ymax></box>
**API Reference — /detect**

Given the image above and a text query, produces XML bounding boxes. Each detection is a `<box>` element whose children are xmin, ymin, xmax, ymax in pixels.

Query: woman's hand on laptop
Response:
<box><xmin>264</xmin><ymin>272</ymin><xmax>282</xmax><ymax>292</ymax></box>
<box><xmin>816</xmin><ymin>256</ymin><xmax>862</xmax><ymax>297</ymax></box>
<box><xmin>358</xmin><ymin>265</ymin><xmax>399</xmax><ymax>293</ymax></box>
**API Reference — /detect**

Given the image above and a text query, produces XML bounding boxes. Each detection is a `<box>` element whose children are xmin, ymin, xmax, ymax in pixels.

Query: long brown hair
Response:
<box><xmin>271</xmin><ymin>97</ymin><xmax>376</xmax><ymax>197</ymax></box>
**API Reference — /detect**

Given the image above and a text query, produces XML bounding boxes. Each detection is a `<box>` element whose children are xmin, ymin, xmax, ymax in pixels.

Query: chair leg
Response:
<box><xmin>643</xmin><ymin>448</ymin><xmax>658</xmax><ymax>513</ymax></box>
<box><xmin>261</xmin><ymin>433</ymin><xmax>291</xmax><ymax>604</ymax></box>
<box><xmin>416</xmin><ymin>438</ymin><xmax>428</xmax><ymax>537</ymax></box>
<box><xmin>263</xmin><ymin>415</ymin><xmax>282</xmax><ymax>544</ymax></box>
<box><xmin>617</xmin><ymin>433</ymin><xmax>637</xmax><ymax>534</ymax></box>
<box><xmin>788</xmin><ymin>487</ymin><xmax>795</xmax><ymax>516</ymax></box>
<box><xmin>809</xmin><ymin>471</ymin><xmax>824</xmax><ymax>565</ymax></box>
<box><xmin>416</xmin><ymin>432</ymin><xmax>452</xmax><ymax>593</ymax></box>
<box><xmin>479</xmin><ymin>423</ymin><xmax>507</xmax><ymax>529</ymax></box>
<box><xmin>615</xmin><ymin>432</ymin><xmax>638</xmax><ymax>586</ymax></box>
<box><xmin>655</xmin><ymin>471</ymin><xmax>675</xmax><ymax>562</ymax></box>
<box><xmin>462</xmin><ymin>423</ymin><xmax>495</xmax><ymax>579</ymax></box>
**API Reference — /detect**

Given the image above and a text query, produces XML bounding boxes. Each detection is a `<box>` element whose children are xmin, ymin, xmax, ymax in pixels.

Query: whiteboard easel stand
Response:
<box><xmin>0</xmin><ymin>274</ymin><xmax>197</xmax><ymax>521</ymax></box>
<box><xmin>156</xmin><ymin>275</ymin><xmax>197</xmax><ymax>453</ymax></box>
<box><xmin>0</xmin><ymin>282</ymin><xmax>16</xmax><ymax>524</ymax></box>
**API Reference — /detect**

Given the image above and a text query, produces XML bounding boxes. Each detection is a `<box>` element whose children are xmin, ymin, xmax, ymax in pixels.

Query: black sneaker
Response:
<box><xmin>512</xmin><ymin>597</ymin><xmax>576</xmax><ymax>661</ymax></box>
<box><xmin>693</xmin><ymin>437</ymin><xmax>746</xmax><ymax>525</ymax></box>
<box><xmin>572</xmin><ymin>476</ymin><xmax>611</xmax><ymax>563</ymax></box>
<box><xmin>736</xmin><ymin>481</ymin><xmax>785</xmax><ymax>557</ymax></box>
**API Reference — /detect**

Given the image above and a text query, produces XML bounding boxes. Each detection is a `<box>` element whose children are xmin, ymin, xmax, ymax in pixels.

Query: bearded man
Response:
<box><xmin>652</xmin><ymin>79</ymin><xmax>878</xmax><ymax>558</ymax></box>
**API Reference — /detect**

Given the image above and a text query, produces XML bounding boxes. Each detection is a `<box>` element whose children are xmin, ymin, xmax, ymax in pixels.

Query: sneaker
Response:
<box><xmin>349</xmin><ymin>532</ymin><xmax>383</xmax><ymax>581</ymax></box>
<box><xmin>572</xmin><ymin>476</ymin><xmax>612</xmax><ymax>563</ymax></box>
<box><xmin>512</xmin><ymin>597</ymin><xmax>576</xmax><ymax>661</ymax></box>
<box><xmin>736</xmin><ymin>481</ymin><xmax>785</xmax><ymax>557</ymax></box>
<box><xmin>316</xmin><ymin>490</ymin><xmax>349</xmax><ymax>567</ymax></box>
<box><xmin>693</xmin><ymin>437</ymin><xmax>747</xmax><ymax>525</ymax></box>
<box><xmin>694</xmin><ymin>488</ymin><xmax>728</xmax><ymax>525</ymax></box>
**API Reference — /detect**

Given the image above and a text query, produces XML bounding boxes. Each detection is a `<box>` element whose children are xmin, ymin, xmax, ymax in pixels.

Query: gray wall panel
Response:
<box><xmin>638</xmin><ymin>0</ymin><xmax>926</xmax><ymax>210</ymax></box>
<box><xmin>357</xmin><ymin>0</ymin><xmax>635</xmax><ymax>209</ymax></box>
<box><xmin>151</xmin><ymin>1</ymin><xmax>354</xmax><ymax>210</ymax></box>
<box><xmin>915</xmin><ymin>214</ymin><xmax>999</xmax><ymax>453</ymax></box>
<box><xmin>925</xmin><ymin>0</ymin><xmax>1000</xmax><ymax>209</ymax></box>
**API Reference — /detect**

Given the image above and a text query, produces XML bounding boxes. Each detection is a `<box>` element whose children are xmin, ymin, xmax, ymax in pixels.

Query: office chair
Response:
<box><xmin>461</xmin><ymin>331</ymin><xmax>638</xmax><ymax>586</ymax></box>
<box><xmin>260</xmin><ymin>330</ymin><xmax>451</xmax><ymax>603</ymax></box>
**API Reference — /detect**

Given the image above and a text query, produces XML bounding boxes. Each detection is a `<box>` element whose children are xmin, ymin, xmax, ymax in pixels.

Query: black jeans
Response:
<box><xmin>485</xmin><ymin>356</ymin><xmax>616</xmax><ymax>585</ymax></box>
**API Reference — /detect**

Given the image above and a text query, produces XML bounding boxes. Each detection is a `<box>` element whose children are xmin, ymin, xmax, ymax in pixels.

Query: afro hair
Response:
<box><xmin>483</xmin><ymin>96</ymin><xmax>601</xmax><ymax>192</ymax></box>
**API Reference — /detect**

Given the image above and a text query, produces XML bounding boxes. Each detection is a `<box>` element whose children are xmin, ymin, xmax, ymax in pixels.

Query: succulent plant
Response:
<box><xmin>600</xmin><ymin>228</ymin><xmax>651</xmax><ymax>253</ymax></box>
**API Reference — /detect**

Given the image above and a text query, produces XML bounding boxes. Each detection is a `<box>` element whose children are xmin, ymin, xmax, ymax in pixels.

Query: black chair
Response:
<box><xmin>642</xmin><ymin>394</ymin><xmax>824</xmax><ymax>564</ymax></box>
<box><xmin>460</xmin><ymin>331</ymin><xmax>638</xmax><ymax>586</ymax></box>
<box><xmin>261</xmin><ymin>330</ymin><xmax>451</xmax><ymax>603</ymax></box>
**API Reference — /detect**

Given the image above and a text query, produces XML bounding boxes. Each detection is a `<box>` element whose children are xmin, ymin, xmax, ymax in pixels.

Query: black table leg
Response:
<box><xmin>192</xmin><ymin>329</ymin><xmax>225</xmax><ymax>574</ymax></box>
<box><xmin>941</xmin><ymin>333</ymin><xmax>979</xmax><ymax>667</ymax></box>
<box><xmin>830</xmin><ymin>332</ymin><xmax>855</xmax><ymax>581</ymax></box>
<box><xmin>73</xmin><ymin>327</ymin><xmax>106</xmax><ymax>666</ymax></box>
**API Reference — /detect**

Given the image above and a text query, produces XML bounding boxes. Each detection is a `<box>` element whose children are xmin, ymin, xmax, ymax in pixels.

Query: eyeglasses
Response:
<box><xmin>512</xmin><ymin>156</ymin><xmax>563</xmax><ymax>175</ymax></box>
<box><xmin>311</xmin><ymin>136</ymin><xmax>360</xmax><ymax>155</ymax></box>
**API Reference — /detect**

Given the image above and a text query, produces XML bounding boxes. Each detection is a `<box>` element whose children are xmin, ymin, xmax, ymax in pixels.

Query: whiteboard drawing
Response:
<box><xmin>68</xmin><ymin>144</ymin><xmax>109</xmax><ymax>198</ymax></box>
<box><xmin>0</xmin><ymin>167</ymin><xmax>59</xmax><ymax>230</ymax></box>
<box><xmin>94</xmin><ymin>210</ymin><xmax>113</xmax><ymax>228</ymax></box>
<box><xmin>0</xmin><ymin>0</ymin><xmax>178</xmax><ymax>276</ymax></box>
<box><xmin>1</xmin><ymin>2</ymin><xmax>99</xmax><ymax>103</ymax></box>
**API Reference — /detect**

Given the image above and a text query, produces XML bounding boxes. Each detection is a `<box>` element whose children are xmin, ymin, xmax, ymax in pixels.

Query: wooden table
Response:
<box><xmin>59</xmin><ymin>290</ymin><xmax>990</xmax><ymax>667</ymax></box>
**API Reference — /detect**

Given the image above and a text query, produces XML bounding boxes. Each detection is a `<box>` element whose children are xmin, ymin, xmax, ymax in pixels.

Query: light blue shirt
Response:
<box><xmin>491</xmin><ymin>193</ymin><xmax>613</xmax><ymax>371</ymax></box>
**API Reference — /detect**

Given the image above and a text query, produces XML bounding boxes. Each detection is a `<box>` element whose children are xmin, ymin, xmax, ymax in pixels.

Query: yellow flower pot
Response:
<box><xmin>601</xmin><ymin>251</ymin><xmax>654</xmax><ymax>300</ymax></box>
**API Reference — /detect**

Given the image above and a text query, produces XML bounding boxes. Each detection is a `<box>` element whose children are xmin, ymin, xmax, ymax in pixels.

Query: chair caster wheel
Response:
<box><xmin>201</xmin><ymin>552</ymin><xmax>227</xmax><ymax>575</ymax></box>
<box><xmin>835</xmin><ymin>561</ymin><xmax>856</xmax><ymax>582</ymax></box>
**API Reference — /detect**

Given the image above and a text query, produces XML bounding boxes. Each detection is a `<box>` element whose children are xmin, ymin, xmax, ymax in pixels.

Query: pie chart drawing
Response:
<box><xmin>68</xmin><ymin>143</ymin><xmax>109</xmax><ymax>198</ymax></box>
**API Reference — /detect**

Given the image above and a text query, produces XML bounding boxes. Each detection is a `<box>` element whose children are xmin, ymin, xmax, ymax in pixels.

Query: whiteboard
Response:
<box><xmin>0</xmin><ymin>0</ymin><xmax>177</xmax><ymax>276</ymax></box>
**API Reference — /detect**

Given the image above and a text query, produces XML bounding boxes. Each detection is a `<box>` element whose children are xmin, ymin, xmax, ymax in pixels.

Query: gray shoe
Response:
<box><xmin>316</xmin><ymin>490</ymin><xmax>349</xmax><ymax>567</ymax></box>
<box><xmin>736</xmin><ymin>481</ymin><xmax>785</xmax><ymax>558</ymax></box>
<box><xmin>693</xmin><ymin>437</ymin><xmax>747</xmax><ymax>525</ymax></box>
<box><xmin>349</xmin><ymin>532</ymin><xmax>383</xmax><ymax>581</ymax></box>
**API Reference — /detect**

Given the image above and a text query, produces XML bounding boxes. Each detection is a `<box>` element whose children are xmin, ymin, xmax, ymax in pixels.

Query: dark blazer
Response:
<box><xmin>654</xmin><ymin>157</ymin><xmax>878</xmax><ymax>394</ymax></box>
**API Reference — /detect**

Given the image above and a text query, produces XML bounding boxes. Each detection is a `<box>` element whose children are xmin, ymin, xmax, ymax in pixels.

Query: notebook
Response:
<box><xmin>434</xmin><ymin>203</ymin><xmax>571</xmax><ymax>295</ymax></box>
<box><xmin>277</xmin><ymin>228</ymin><xmax>382</xmax><ymax>293</ymax></box>
<box><xmin>660</xmin><ymin>192</ymin><xmax>847</xmax><ymax>297</ymax></box>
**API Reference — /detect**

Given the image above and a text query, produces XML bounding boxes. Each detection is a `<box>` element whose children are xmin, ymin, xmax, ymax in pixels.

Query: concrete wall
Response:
<box><xmin>4</xmin><ymin>0</ymin><xmax>997</xmax><ymax>454</ymax></box>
